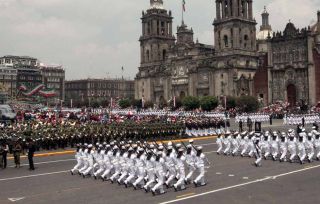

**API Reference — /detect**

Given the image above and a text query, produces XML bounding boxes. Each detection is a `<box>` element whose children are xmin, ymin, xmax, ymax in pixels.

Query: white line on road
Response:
<box><xmin>159</xmin><ymin>164</ymin><xmax>320</xmax><ymax>204</ymax></box>
<box><xmin>9</xmin><ymin>159</ymin><xmax>76</xmax><ymax>168</ymax></box>
<box><xmin>0</xmin><ymin>170</ymin><xmax>69</xmax><ymax>182</ymax></box>
<box><xmin>228</xmin><ymin>174</ymin><xmax>235</xmax><ymax>177</ymax></box>
<box><xmin>204</xmin><ymin>151</ymin><xmax>217</xmax><ymax>154</ymax></box>
<box><xmin>199</xmin><ymin>143</ymin><xmax>216</xmax><ymax>146</ymax></box>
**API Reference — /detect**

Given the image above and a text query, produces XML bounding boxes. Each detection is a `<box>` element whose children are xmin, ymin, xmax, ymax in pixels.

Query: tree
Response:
<box><xmin>236</xmin><ymin>96</ymin><xmax>259</xmax><ymax>113</ymax></box>
<box><xmin>169</xmin><ymin>97</ymin><xmax>182</xmax><ymax>110</ymax></box>
<box><xmin>144</xmin><ymin>101</ymin><xmax>154</xmax><ymax>109</ymax></box>
<box><xmin>182</xmin><ymin>96</ymin><xmax>200</xmax><ymax>111</ymax></box>
<box><xmin>118</xmin><ymin>98</ymin><xmax>131</xmax><ymax>109</ymax></box>
<box><xmin>226</xmin><ymin>96</ymin><xmax>237</xmax><ymax>110</ymax></box>
<box><xmin>200</xmin><ymin>96</ymin><xmax>218</xmax><ymax>111</ymax></box>
<box><xmin>131</xmin><ymin>99</ymin><xmax>142</xmax><ymax>109</ymax></box>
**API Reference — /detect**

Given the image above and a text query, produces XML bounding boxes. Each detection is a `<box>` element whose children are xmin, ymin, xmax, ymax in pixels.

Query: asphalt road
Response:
<box><xmin>0</xmin><ymin>136</ymin><xmax>320</xmax><ymax>204</ymax></box>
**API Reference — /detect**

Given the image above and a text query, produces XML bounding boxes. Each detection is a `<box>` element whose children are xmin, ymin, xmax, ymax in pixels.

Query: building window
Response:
<box><xmin>223</xmin><ymin>35</ymin><xmax>228</xmax><ymax>47</ymax></box>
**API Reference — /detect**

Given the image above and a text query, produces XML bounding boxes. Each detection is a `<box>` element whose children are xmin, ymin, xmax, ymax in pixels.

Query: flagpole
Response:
<box><xmin>182</xmin><ymin>0</ymin><xmax>184</xmax><ymax>24</ymax></box>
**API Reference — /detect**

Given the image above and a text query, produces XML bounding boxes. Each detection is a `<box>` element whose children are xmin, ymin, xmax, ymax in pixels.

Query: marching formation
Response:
<box><xmin>283</xmin><ymin>114</ymin><xmax>320</xmax><ymax>125</ymax></box>
<box><xmin>70</xmin><ymin>140</ymin><xmax>210</xmax><ymax>196</ymax></box>
<box><xmin>216</xmin><ymin>127</ymin><xmax>320</xmax><ymax>166</ymax></box>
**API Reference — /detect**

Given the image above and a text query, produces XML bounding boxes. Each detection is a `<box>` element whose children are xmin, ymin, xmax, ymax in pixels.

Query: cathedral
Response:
<box><xmin>135</xmin><ymin>0</ymin><xmax>320</xmax><ymax>106</ymax></box>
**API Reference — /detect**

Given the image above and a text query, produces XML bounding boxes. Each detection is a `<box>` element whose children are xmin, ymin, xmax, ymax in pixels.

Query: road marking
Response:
<box><xmin>200</xmin><ymin>143</ymin><xmax>216</xmax><ymax>146</ymax></box>
<box><xmin>0</xmin><ymin>170</ymin><xmax>69</xmax><ymax>182</ymax></box>
<box><xmin>204</xmin><ymin>151</ymin><xmax>217</xmax><ymax>154</ymax></box>
<box><xmin>216</xmin><ymin>172</ymin><xmax>222</xmax><ymax>175</ymax></box>
<box><xmin>8</xmin><ymin>197</ymin><xmax>25</xmax><ymax>202</ymax></box>
<box><xmin>228</xmin><ymin>174</ymin><xmax>235</xmax><ymax>177</ymax></box>
<box><xmin>242</xmin><ymin>177</ymin><xmax>249</xmax><ymax>180</ymax></box>
<box><xmin>8</xmin><ymin>159</ymin><xmax>76</xmax><ymax>168</ymax></box>
<box><xmin>176</xmin><ymin>192</ymin><xmax>195</xmax><ymax>198</ymax></box>
<box><xmin>159</xmin><ymin>164</ymin><xmax>320</xmax><ymax>204</ymax></box>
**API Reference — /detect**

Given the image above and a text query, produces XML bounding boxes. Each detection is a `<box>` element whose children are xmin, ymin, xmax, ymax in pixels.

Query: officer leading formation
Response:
<box><xmin>70</xmin><ymin>139</ymin><xmax>210</xmax><ymax>196</ymax></box>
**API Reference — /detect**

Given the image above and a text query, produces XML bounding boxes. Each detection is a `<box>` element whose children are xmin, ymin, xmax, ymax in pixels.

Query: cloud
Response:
<box><xmin>0</xmin><ymin>0</ymin><xmax>318</xmax><ymax>80</ymax></box>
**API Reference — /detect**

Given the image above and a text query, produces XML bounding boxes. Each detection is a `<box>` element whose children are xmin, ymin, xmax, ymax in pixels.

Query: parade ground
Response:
<box><xmin>0</xmin><ymin>127</ymin><xmax>320</xmax><ymax>204</ymax></box>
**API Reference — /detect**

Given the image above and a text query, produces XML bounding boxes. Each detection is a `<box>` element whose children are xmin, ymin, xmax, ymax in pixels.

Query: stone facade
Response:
<box><xmin>135</xmin><ymin>0</ymin><xmax>259</xmax><ymax>103</ymax></box>
<box><xmin>266</xmin><ymin>10</ymin><xmax>320</xmax><ymax>106</ymax></box>
<box><xmin>65</xmin><ymin>79</ymin><xmax>135</xmax><ymax>107</ymax></box>
<box><xmin>135</xmin><ymin>1</ymin><xmax>320</xmax><ymax>106</ymax></box>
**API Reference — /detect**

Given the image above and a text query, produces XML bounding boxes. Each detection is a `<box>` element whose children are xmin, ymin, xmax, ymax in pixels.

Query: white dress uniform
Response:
<box><xmin>270</xmin><ymin>133</ymin><xmax>279</xmax><ymax>160</ymax></box>
<box><xmin>279</xmin><ymin>134</ymin><xmax>288</xmax><ymax>162</ymax></box>
<box><xmin>185</xmin><ymin>145</ymin><xmax>196</xmax><ymax>183</ymax></box>
<box><xmin>82</xmin><ymin>146</ymin><xmax>95</xmax><ymax>177</ymax></box>
<box><xmin>124</xmin><ymin>150</ymin><xmax>137</xmax><ymax>186</ymax></box>
<box><xmin>101</xmin><ymin>147</ymin><xmax>114</xmax><ymax>180</ymax></box>
<box><xmin>165</xmin><ymin>149</ymin><xmax>177</xmax><ymax>187</ymax></box>
<box><xmin>151</xmin><ymin>153</ymin><xmax>166</xmax><ymax>195</ymax></box>
<box><xmin>194</xmin><ymin>147</ymin><xmax>207</xmax><ymax>186</ymax></box>
<box><xmin>297</xmin><ymin>133</ymin><xmax>307</xmax><ymax>164</ymax></box>
<box><xmin>143</xmin><ymin>153</ymin><xmax>156</xmax><ymax>191</ymax></box>
<box><xmin>305</xmin><ymin>134</ymin><xmax>315</xmax><ymax>162</ymax></box>
<box><xmin>173</xmin><ymin>149</ymin><xmax>186</xmax><ymax>191</ymax></box>
<box><xmin>287</xmin><ymin>132</ymin><xmax>297</xmax><ymax>163</ymax></box>
<box><xmin>79</xmin><ymin>147</ymin><xmax>89</xmax><ymax>174</ymax></box>
<box><xmin>133</xmin><ymin>149</ymin><xmax>146</xmax><ymax>189</ymax></box>
<box><xmin>314</xmin><ymin>133</ymin><xmax>320</xmax><ymax>160</ymax></box>
<box><xmin>216</xmin><ymin>135</ymin><xmax>224</xmax><ymax>155</ymax></box>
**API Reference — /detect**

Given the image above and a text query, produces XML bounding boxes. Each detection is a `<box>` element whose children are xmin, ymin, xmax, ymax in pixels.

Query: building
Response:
<box><xmin>0</xmin><ymin>55</ymin><xmax>66</xmax><ymax>103</ymax></box>
<box><xmin>0</xmin><ymin>65</ymin><xmax>17</xmax><ymax>100</ymax></box>
<box><xmin>65</xmin><ymin>78</ymin><xmax>134</xmax><ymax>107</ymax></box>
<box><xmin>135</xmin><ymin>0</ymin><xmax>320</xmax><ymax>106</ymax></box>
<box><xmin>253</xmin><ymin>10</ymin><xmax>320</xmax><ymax>106</ymax></box>
<box><xmin>40</xmin><ymin>65</ymin><xmax>65</xmax><ymax>102</ymax></box>
<box><xmin>135</xmin><ymin>0</ymin><xmax>259</xmax><ymax>104</ymax></box>
<box><xmin>0</xmin><ymin>55</ymin><xmax>37</xmax><ymax>67</ymax></box>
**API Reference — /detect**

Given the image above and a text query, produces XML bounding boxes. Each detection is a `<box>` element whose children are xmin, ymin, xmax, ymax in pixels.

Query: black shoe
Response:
<box><xmin>144</xmin><ymin>187</ymin><xmax>148</xmax><ymax>193</ymax></box>
<box><xmin>151</xmin><ymin>190</ymin><xmax>156</xmax><ymax>196</ymax></box>
<box><xmin>124</xmin><ymin>183</ymin><xmax>128</xmax><ymax>188</ymax></box>
<box><xmin>70</xmin><ymin>170</ymin><xmax>74</xmax><ymax>175</ymax></box>
<box><xmin>173</xmin><ymin>186</ymin><xmax>177</xmax><ymax>192</ymax></box>
<box><xmin>94</xmin><ymin>175</ymin><xmax>97</xmax><ymax>180</ymax></box>
<box><xmin>82</xmin><ymin>174</ymin><xmax>86</xmax><ymax>178</ymax></box>
<box><xmin>133</xmin><ymin>185</ymin><xmax>137</xmax><ymax>190</ymax></box>
<box><xmin>193</xmin><ymin>181</ymin><xmax>198</xmax><ymax>187</ymax></box>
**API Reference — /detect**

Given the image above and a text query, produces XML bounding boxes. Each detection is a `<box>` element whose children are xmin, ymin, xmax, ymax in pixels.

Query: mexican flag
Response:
<box><xmin>183</xmin><ymin>0</ymin><xmax>186</xmax><ymax>11</ymax></box>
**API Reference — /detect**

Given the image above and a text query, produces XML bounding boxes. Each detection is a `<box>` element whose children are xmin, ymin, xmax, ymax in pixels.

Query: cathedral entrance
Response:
<box><xmin>180</xmin><ymin>91</ymin><xmax>186</xmax><ymax>99</ymax></box>
<box><xmin>287</xmin><ymin>84</ymin><xmax>296</xmax><ymax>107</ymax></box>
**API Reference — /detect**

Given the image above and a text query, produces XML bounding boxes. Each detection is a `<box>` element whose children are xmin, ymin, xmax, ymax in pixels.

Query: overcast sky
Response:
<box><xmin>0</xmin><ymin>0</ymin><xmax>319</xmax><ymax>80</ymax></box>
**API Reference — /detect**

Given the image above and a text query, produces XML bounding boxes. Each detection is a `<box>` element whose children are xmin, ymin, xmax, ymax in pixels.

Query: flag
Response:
<box><xmin>183</xmin><ymin>0</ymin><xmax>186</xmax><ymax>12</ymax></box>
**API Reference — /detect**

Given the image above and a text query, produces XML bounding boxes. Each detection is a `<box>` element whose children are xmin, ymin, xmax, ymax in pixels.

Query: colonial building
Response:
<box><xmin>135</xmin><ymin>0</ymin><xmax>259</xmax><ymax>104</ymax></box>
<box><xmin>40</xmin><ymin>65</ymin><xmax>65</xmax><ymax>102</ymax></box>
<box><xmin>0</xmin><ymin>55</ymin><xmax>66</xmax><ymax>102</ymax></box>
<box><xmin>252</xmin><ymin>10</ymin><xmax>320</xmax><ymax>106</ymax></box>
<box><xmin>135</xmin><ymin>0</ymin><xmax>320</xmax><ymax>106</ymax></box>
<box><xmin>65</xmin><ymin>78</ymin><xmax>134</xmax><ymax>107</ymax></box>
<box><xmin>0</xmin><ymin>65</ymin><xmax>17</xmax><ymax>102</ymax></box>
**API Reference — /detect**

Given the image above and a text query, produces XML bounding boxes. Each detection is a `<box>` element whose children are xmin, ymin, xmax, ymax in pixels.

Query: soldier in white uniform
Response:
<box><xmin>314</xmin><ymin>132</ymin><xmax>320</xmax><ymax>160</ymax></box>
<box><xmin>279</xmin><ymin>132</ymin><xmax>288</xmax><ymax>162</ymax></box>
<box><xmin>194</xmin><ymin>146</ymin><xmax>209</xmax><ymax>187</ymax></box>
<box><xmin>185</xmin><ymin>144</ymin><xmax>196</xmax><ymax>184</ymax></box>
<box><xmin>151</xmin><ymin>152</ymin><xmax>166</xmax><ymax>195</ymax></box>
<box><xmin>287</xmin><ymin>129</ymin><xmax>297</xmax><ymax>163</ymax></box>
<box><xmin>133</xmin><ymin>148</ymin><xmax>146</xmax><ymax>190</ymax></box>
<box><xmin>305</xmin><ymin>133</ymin><xmax>315</xmax><ymax>163</ymax></box>
<box><xmin>297</xmin><ymin>131</ymin><xmax>307</xmax><ymax>164</ymax></box>
<box><xmin>173</xmin><ymin>148</ymin><xmax>186</xmax><ymax>191</ymax></box>
<box><xmin>82</xmin><ymin>144</ymin><xmax>95</xmax><ymax>177</ymax></box>
<box><xmin>71</xmin><ymin>144</ymin><xmax>83</xmax><ymax>175</ymax></box>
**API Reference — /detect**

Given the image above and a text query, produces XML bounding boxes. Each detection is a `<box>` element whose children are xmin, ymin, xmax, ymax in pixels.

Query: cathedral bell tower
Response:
<box><xmin>213</xmin><ymin>0</ymin><xmax>258</xmax><ymax>97</ymax></box>
<box><xmin>213</xmin><ymin>0</ymin><xmax>257</xmax><ymax>52</ymax></box>
<box><xmin>139</xmin><ymin>0</ymin><xmax>175</xmax><ymax>65</ymax></box>
<box><xmin>135</xmin><ymin>0</ymin><xmax>175</xmax><ymax>102</ymax></box>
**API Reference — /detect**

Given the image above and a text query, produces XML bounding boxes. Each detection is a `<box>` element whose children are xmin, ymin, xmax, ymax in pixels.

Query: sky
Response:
<box><xmin>0</xmin><ymin>0</ymin><xmax>319</xmax><ymax>80</ymax></box>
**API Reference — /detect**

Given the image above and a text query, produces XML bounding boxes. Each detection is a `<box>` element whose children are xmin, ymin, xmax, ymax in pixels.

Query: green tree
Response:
<box><xmin>182</xmin><ymin>96</ymin><xmax>200</xmax><ymax>111</ymax></box>
<box><xmin>118</xmin><ymin>98</ymin><xmax>131</xmax><ymax>109</ymax></box>
<box><xmin>236</xmin><ymin>96</ymin><xmax>259</xmax><ymax>113</ymax></box>
<box><xmin>226</xmin><ymin>96</ymin><xmax>237</xmax><ymax>110</ymax></box>
<box><xmin>200</xmin><ymin>96</ymin><xmax>218</xmax><ymax>111</ymax></box>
